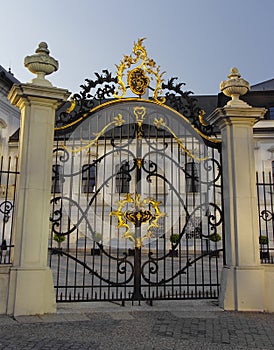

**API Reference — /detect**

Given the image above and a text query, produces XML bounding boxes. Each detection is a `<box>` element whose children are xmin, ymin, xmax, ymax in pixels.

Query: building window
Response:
<box><xmin>51</xmin><ymin>164</ymin><xmax>63</xmax><ymax>193</ymax></box>
<box><xmin>185</xmin><ymin>161</ymin><xmax>199</xmax><ymax>193</ymax></box>
<box><xmin>269</xmin><ymin>107</ymin><xmax>274</xmax><ymax>120</ymax></box>
<box><xmin>82</xmin><ymin>164</ymin><xmax>96</xmax><ymax>193</ymax></box>
<box><xmin>116</xmin><ymin>161</ymin><xmax>130</xmax><ymax>193</ymax></box>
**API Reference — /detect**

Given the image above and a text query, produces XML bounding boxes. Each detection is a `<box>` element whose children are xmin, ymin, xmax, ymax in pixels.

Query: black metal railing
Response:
<box><xmin>256</xmin><ymin>171</ymin><xmax>274</xmax><ymax>264</ymax></box>
<box><xmin>0</xmin><ymin>156</ymin><xmax>19</xmax><ymax>264</ymax></box>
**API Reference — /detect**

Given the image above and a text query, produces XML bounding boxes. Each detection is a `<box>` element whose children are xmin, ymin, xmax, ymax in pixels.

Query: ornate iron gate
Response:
<box><xmin>48</xmin><ymin>39</ymin><xmax>223</xmax><ymax>302</ymax></box>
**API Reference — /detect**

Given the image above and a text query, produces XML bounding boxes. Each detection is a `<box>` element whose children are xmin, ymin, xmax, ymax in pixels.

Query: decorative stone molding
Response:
<box><xmin>220</xmin><ymin>67</ymin><xmax>251</xmax><ymax>108</ymax></box>
<box><xmin>24</xmin><ymin>42</ymin><xmax>59</xmax><ymax>87</ymax></box>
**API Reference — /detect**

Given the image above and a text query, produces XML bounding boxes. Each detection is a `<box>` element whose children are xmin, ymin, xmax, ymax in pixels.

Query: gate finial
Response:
<box><xmin>24</xmin><ymin>42</ymin><xmax>59</xmax><ymax>87</ymax></box>
<box><xmin>220</xmin><ymin>67</ymin><xmax>250</xmax><ymax>108</ymax></box>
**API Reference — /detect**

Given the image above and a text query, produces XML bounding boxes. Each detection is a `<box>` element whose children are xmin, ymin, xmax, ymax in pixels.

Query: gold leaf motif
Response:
<box><xmin>114</xmin><ymin>113</ymin><xmax>125</xmax><ymax>126</ymax></box>
<box><xmin>154</xmin><ymin>117</ymin><xmax>165</xmax><ymax>129</ymax></box>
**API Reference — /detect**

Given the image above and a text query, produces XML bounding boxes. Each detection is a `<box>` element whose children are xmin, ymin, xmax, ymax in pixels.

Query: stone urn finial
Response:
<box><xmin>220</xmin><ymin>67</ymin><xmax>251</xmax><ymax>107</ymax></box>
<box><xmin>24</xmin><ymin>42</ymin><xmax>59</xmax><ymax>86</ymax></box>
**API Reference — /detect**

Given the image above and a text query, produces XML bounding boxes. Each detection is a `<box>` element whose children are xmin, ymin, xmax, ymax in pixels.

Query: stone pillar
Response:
<box><xmin>207</xmin><ymin>68</ymin><xmax>267</xmax><ymax>311</ymax></box>
<box><xmin>7</xmin><ymin>43</ymin><xmax>70</xmax><ymax>316</ymax></box>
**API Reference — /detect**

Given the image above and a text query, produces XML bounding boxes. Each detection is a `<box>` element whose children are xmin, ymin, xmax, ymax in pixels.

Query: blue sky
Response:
<box><xmin>1</xmin><ymin>0</ymin><xmax>274</xmax><ymax>95</ymax></box>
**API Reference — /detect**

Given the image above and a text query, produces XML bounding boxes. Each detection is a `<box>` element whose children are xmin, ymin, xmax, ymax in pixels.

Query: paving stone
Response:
<box><xmin>108</xmin><ymin>311</ymin><xmax>135</xmax><ymax>320</ymax></box>
<box><xmin>0</xmin><ymin>302</ymin><xmax>273</xmax><ymax>349</ymax></box>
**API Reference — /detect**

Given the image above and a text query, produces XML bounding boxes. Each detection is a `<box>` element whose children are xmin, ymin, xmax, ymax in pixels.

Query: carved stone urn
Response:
<box><xmin>24</xmin><ymin>42</ymin><xmax>59</xmax><ymax>86</ymax></box>
<box><xmin>220</xmin><ymin>67</ymin><xmax>250</xmax><ymax>107</ymax></box>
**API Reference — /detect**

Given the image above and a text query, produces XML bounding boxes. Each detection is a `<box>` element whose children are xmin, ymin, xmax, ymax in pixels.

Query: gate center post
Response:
<box><xmin>132</xmin><ymin>121</ymin><xmax>144</xmax><ymax>301</ymax></box>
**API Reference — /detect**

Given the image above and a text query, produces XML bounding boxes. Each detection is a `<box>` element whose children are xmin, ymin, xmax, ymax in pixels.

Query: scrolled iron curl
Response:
<box><xmin>53</xmin><ymin>147</ymin><xmax>70</xmax><ymax>163</ymax></box>
<box><xmin>117</xmin><ymin>260</ymin><xmax>134</xmax><ymax>276</ymax></box>
<box><xmin>49</xmin><ymin>208</ymin><xmax>62</xmax><ymax>224</ymax></box>
<box><xmin>207</xmin><ymin>207</ymin><xmax>222</xmax><ymax>228</ymax></box>
<box><xmin>0</xmin><ymin>200</ymin><xmax>13</xmax><ymax>215</ymax></box>
<box><xmin>141</xmin><ymin>159</ymin><xmax>158</xmax><ymax>176</ymax></box>
<box><xmin>201</xmin><ymin>158</ymin><xmax>221</xmax><ymax>184</ymax></box>
<box><xmin>141</xmin><ymin>259</ymin><xmax>159</xmax><ymax>282</ymax></box>
<box><xmin>261</xmin><ymin>209</ymin><xmax>274</xmax><ymax>222</ymax></box>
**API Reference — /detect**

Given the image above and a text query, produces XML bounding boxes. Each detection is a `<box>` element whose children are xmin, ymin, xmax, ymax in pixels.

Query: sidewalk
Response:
<box><xmin>0</xmin><ymin>300</ymin><xmax>273</xmax><ymax>349</ymax></box>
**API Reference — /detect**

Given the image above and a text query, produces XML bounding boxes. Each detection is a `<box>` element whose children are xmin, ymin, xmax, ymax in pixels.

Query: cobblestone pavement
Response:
<box><xmin>0</xmin><ymin>300</ymin><xmax>273</xmax><ymax>350</ymax></box>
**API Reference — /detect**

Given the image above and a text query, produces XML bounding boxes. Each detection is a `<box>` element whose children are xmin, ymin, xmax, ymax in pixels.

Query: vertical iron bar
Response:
<box><xmin>132</xmin><ymin>118</ymin><xmax>143</xmax><ymax>301</ymax></box>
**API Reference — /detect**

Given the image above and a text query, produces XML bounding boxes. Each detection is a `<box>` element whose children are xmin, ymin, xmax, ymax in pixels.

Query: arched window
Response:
<box><xmin>51</xmin><ymin>164</ymin><xmax>63</xmax><ymax>193</ymax></box>
<box><xmin>82</xmin><ymin>164</ymin><xmax>96</xmax><ymax>193</ymax></box>
<box><xmin>185</xmin><ymin>161</ymin><xmax>199</xmax><ymax>193</ymax></box>
<box><xmin>116</xmin><ymin>161</ymin><xmax>130</xmax><ymax>193</ymax></box>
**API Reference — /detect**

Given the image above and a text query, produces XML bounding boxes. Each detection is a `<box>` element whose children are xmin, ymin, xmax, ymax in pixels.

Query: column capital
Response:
<box><xmin>207</xmin><ymin>106</ymin><xmax>267</xmax><ymax>130</ymax></box>
<box><xmin>8</xmin><ymin>83</ymin><xmax>70</xmax><ymax>110</ymax></box>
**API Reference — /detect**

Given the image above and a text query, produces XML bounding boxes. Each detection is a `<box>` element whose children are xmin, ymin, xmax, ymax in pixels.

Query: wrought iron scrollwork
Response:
<box><xmin>49</xmin><ymin>248</ymin><xmax>134</xmax><ymax>286</ymax></box>
<box><xmin>50</xmin><ymin>43</ymin><xmax>224</xmax><ymax>303</ymax></box>
<box><xmin>55</xmin><ymin>70</ymin><xmax>118</xmax><ymax>130</ymax></box>
<box><xmin>260</xmin><ymin>209</ymin><xmax>274</xmax><ymax>222</ymax></box>
<box><xmin>79</xmin><ymin>70</ymin><xmax>118</xmax><ymax>101</ymax></box>
<box><xmin>201</xmin><ymin>158</ymin><xmax>222</xmax><ymax>185</ymax></box>
<box><xmin>53</xmin><ymin>147</ymin><xmax>69</xmax><ymax>163</ymax></box>
<box><xmin>162</xmin><ymin>77</ymin><xmax>215</xmax><ymax>137</ymax></box>
<box><xmin>187</xmin><ymin>202</ymin><xmax>223</xmax><ymax>240</ymax></box>
<box><xmin>0</xmin><ymin>200</ymin><xmax>13</xmax><ymax>223</ymax></box>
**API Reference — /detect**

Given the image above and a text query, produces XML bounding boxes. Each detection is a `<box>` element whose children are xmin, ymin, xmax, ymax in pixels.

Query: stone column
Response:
<box><xmin>7</xmin><ymin>43</ymin><xmax>70</xmax><ymax>316</ymax></box>
<box><xmin>207</xmin><ymin>68</ymin><xmax>267</xmax><ymax>311</ymax></box>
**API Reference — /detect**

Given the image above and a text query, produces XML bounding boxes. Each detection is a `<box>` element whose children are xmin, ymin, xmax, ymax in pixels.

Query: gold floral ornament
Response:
<box><xmin>110</xmin><ymin>193</ymin><xmax>166</xmax><ymax>249</ymax></box>
<box><xmin>114</xmin><ymin>38</ymin><xmax>165</xmax><ymax>102</ymax></box>
<box><xmin>62</xmin><ymin>114</ymin><xmax>125</xmax><ymax>153</ymax></box>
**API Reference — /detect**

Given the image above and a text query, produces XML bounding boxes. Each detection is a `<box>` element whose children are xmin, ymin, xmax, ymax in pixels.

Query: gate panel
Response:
<box><xmin>49</xmin><ymin>100</ymin><xmax>223</xmax><ymax>302</ymax></box>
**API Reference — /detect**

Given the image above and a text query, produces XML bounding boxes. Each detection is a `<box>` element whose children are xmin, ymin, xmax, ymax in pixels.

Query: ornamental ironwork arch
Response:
<box><xmin>55</xmin><ymin>38</ymin><xmax>219</xmax><ymax>141</ymax></box>
<box><xmin>49</xmin><ymin>38</ymin><xmax>223</xmax><ymax>303</ymax></box>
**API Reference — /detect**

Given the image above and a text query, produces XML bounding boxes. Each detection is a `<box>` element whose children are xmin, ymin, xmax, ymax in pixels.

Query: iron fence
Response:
<box><xmin>0</xmin><ymin>156</ymin><xmax>19</xmax><ymax>264</ymax></box>
<box><xmin>256</xmin><ymin>171</ymin><xmax>274</xmax><ymax>264</ymax></box>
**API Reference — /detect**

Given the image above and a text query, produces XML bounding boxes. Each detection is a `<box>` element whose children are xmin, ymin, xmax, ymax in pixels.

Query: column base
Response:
<box><xmin>219</xmin><ymin>265</ymin><xmax>264</xmax><ymax>311</ymax></box>
<box><xmin>7</xmin><ymin>267</ymin><xmax>56</xmax><ymax>316</ymax></box>
<box><xmin>263</xmin><ymin>265</ymin><xmax>274</xmax><ymax>312</ymax></box>
<box><xmin>0</xmin><ymin>265</ymin><xmax>11</xmax><ymax>314</ymax></box>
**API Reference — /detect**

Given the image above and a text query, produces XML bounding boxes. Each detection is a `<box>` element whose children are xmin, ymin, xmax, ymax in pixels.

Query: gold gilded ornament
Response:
<box><xmin>110</xmin><ymin>193</ymin><xmax>166</xmax><ymax>248</ymax></box>
<box><xmin>114</xmin><ymin>38</ymin><xmax>165</xmax><ymax>102</ymax></box>
<box><xmin>128</xmin><ymin>67</ymin><xmax>150</xmax><ymax>96</ymax></box>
